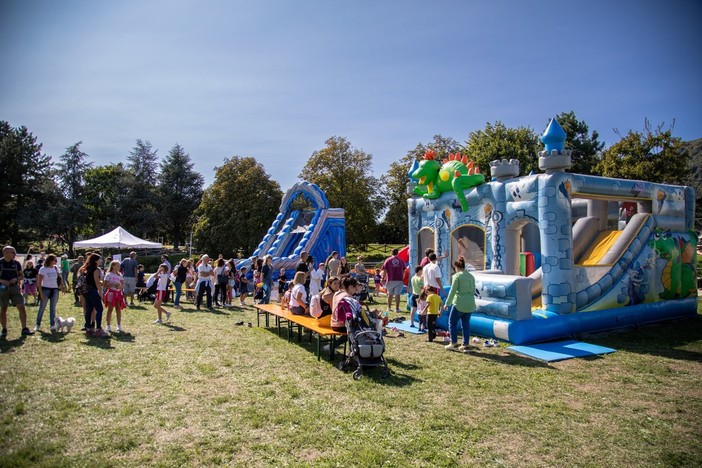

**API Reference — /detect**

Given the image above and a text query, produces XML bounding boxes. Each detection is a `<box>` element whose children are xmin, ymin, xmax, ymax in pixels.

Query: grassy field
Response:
<box><xmin>1</xmin><ymin>293</ymin><xmax>701</xmax><ymax>467</ymax></box>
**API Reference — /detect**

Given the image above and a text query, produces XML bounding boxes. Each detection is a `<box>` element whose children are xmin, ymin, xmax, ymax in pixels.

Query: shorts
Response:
<box><xmin>123</xmin><ymin>277</ymin><xmax>137</xmax><ymax>294</ymax></box>
<box><xmin>410</xmin><ymin>294</ymin><xmax>419</xmax><ymax>308</ymax></box>
<box><xmin>23</xmin><ymin>281</ymin><xmax>37</xmax><ymax>295</ymax></box>
<box><xmin>155</xmin><ymin>290</ymin><xmax>167</xmax><ymax>302</ymax></box>
<box><xmin>386</xmin><ymin>281</ymin><xmax>404</xmax><ymax>295</ymax></box>
<box><xmin>0</xmin><ymin>284</ymin><xmax>24</xmax><ymax>308</ymax></box>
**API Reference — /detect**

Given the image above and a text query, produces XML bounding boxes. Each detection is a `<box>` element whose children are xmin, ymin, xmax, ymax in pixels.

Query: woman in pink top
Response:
<box><xmin>103</xmin><ymin>260</ymin><xmax>125</xmax><ymax>333</ymax></box>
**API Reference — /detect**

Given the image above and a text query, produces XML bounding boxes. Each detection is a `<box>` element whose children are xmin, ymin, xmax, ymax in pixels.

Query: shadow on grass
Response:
<box><xmin>38</xmin><ymin>330</ymin><xmax>67</xmax><ymax>343</ymax></box>
<box><xmin>477</xmin><ymin>350</ymin><xmax>557</xmax><ymax>368</ymax></box>
<box><xmin>0</xmin><ymin>335</ymin><xmax>28</xmax><ymax>353</ymax></box>
<box><xmin>385</xmin><ymin>357</ymin><xmax>422</xmax><ymax>371</ymax></box>
<box><xmin>110</xmin><ymin>332</ymin><xmax>136</xmax><ymax>342</ymax></box>
<box><xmin>582</xmin><ymin>315</ymin><xmax>702</xmax><ymax>363</ymax></box>
<box><xmin>163</xmin><ymin>323</ymin><xmax>187</xmax><ymax>332</ymax></box>
<box><xmin>81</xmin><ymin>336</ymin><xmax>115</xmax><ymax>350</ymax></box>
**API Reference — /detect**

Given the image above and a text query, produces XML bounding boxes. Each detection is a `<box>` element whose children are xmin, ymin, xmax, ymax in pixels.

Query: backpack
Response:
<box><xmin>75</xmin><ymin>273</ymin><xmax>90</xmax><ymax>296</ymax></box>
<box><xmin>309</xmin><ymin>294</ymin><xmax>323</xmax><ymax>318</ymax></box>
<box><xmin>217</xmin><ymin>268</ymin><xmax>228</xmax><ymax>286</ymax></box>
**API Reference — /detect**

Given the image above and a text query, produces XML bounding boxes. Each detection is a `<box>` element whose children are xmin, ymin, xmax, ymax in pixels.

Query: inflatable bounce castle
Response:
<box><xmin>407</xmin><ymin>118</ymin><xmax>697</xmax><ymax>345</ymax></box>
<box><xmin>237</xmin><ymin>181</ymin><xmax>345</xmax><ymax>278</ymax></box>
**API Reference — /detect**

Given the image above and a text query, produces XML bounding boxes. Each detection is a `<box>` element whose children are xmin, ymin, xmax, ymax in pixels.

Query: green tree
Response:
<box><xmin>380</xmin><ymin>135</ymin><xmax>462</xmax><ymax>244</ymax></box>
<box><xmin>83</xmin><ymin>163</ymin><xmax>130</xmax><ymax>235</ymax></box>
<box><xmin>555</xmin><ymin>111</ymin><xmax>605</xmax><ymax>175</ymax></box>
<box><xmin>464</xmin><ymin>121</ymin><xmax>540</xmax><ymax>176</ymax></box>
<box><xmin>158</xmin><ymin>144</ymin><xmax>204</xmax><ymax>249</ymax></box>
<box><xmin>596</xmin><ymin>119</ymin><xmax>689</xmax><ymax>185</ymax></box>
<box><xmin>194</xmin><ymin>156</ymin><xmax>282</xmax><ymax>256</ymax></box>
<box><xmin>0</xmin><ymin>121</ymin><xmax>53</xmax><ymax>246</ymax></box>
<box><xmin>299</xmin><ymin>136</ymin><xmax>384</xmax><ymax>247</ymax></box>
<box><xmin>123</xmin><ymin>139</ymin><xmax>160</xmax><ymax>238</ymax></box>
<box><xmin>55</xmin><ymin>142</ymin><xmax>92</xmax><ymax>255</ymax></box>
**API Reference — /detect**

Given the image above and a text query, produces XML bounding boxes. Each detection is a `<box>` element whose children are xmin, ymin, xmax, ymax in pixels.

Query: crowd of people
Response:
<box><xmin>1</xmin><ymin>244</ymin><xmax>477</xmax><ymax>351</ymax></box>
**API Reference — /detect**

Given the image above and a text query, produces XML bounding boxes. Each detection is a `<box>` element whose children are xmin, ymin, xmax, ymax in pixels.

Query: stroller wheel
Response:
<box><xmin>352</xmin><ymin>369</ymin><xmax>363</xmax><ymax>380</ymax></box>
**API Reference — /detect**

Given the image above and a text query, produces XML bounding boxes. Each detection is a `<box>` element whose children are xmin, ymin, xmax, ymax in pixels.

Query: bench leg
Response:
<box><xmin>316</xmin><ymin>335</ymin><xmax>321</xmax><ymax>361</ymax></box>
<box><xmin>330</xmin><ymin>335</ymin><xmax>335</xmax><ymax>360</ymax></box>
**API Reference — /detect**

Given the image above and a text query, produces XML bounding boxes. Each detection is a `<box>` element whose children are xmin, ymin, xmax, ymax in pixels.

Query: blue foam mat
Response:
<box><xmin>506</xmin><ymin>340</ymin><xmax>616</xmax><ymax>362</ymax></box>
<box><xmin>387</xmin><ymin>320</ymin><xmax>426</xmax><ymax>334</ymax></box>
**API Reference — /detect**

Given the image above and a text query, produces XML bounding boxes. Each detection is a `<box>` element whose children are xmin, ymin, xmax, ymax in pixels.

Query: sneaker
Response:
<box><xmin>153</xmin><ymin>319</ymin><xmax>162</xmax><ymax>324</ymax></box>
<box><xmin>21</xmin><ymin>327</ymin><xmax>35</xmax><ymax>336</ymax></box>
<box><xmin>395</xmin><ymin>308</ymin><xmax>401</xmax><ymax>313</ymax></box>
<box><xmin>33</xmin><ymin>325</ymin><xmax>39</xmax><ymax>332</ymax></box>
<box><xmin>115</xmin><ymin>325</ymin><xmax>122</xmax><ymax>333</ymax></box>
<box><xmin>490</xmin><ymin>339</ymin><xmax>499</xmax><ymax>347</ymax></box>
<box><xmin>445</xmin><ymin>343</ymin><xmax>460</xmax><ymax>351</ymax></box>
<box><xmin>484</xmin><ymin>340</ymin><xmax>493</xmax><ymax>347</ymax></box>
<box><xmin>459</xmin><ymin>345</ymin><xmax>472</xmax><ymax>352</ymax></box>
<box><xmin>165</xmin><ymin>311</ymin><xmax>172</xmax><ymax>321</ymax></box>
<box><xmin>409</xmin><ymin>324</ymin><xmax>416</xmax><ymax>328</ymax></box>
<box><xmin>105</xmin><ymin>325</ymin><xmax>112</xmax><ymax>333</ymax></box>
<box><xmin>94</xmin><ymin>329</ymin><xmax>108</xmax><ymax>338</ymax></box>
<box><xmin>50</xmin><ymin>326</ymin><xmax>57</xmax><ymax>332</ymax></box>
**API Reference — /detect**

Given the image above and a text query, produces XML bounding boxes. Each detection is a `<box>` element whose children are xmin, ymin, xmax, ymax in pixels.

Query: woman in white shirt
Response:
<box><xmin>196</xmin><ymin>254</ymin><xmax>214</xmax><ymax>310</ymax></box>
<box><xmin>103</xmin><ymin>260</ymin><xmax>125</xmax><ymax>333</ymax></box>
<box><xmin>36</xmin><ymin>254</ymin><xmax>61</xmax><ymax>331</ymax></box>
<box><xmin>289</xmin><ymin>271</ymin><xmax>308</xmax><ymax>316</ymax></box>
<box><xmin>309</xmin><ymin>261</ymin><xmax>325</xmax><ymax>297</ymax></box>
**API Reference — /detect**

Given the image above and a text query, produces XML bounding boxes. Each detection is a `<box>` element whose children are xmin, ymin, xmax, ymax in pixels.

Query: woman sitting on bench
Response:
<box><xmin>289</xmin><ymin>271</ymin><xmax>308</xmax><ymax>316</ymax></box>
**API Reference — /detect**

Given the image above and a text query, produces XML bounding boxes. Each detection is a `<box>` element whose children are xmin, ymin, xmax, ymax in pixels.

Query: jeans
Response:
<box><xmin>61</xmin><ymin>271</ymin><xmax>69</xmax><ymax>288</ymax></box>
<box><xmin>197</xmin><ymin>282</ymin><xmax>212</xmax><ymax>309</ymax></box>
<box><xmin>84</xmin><ymin>288</ymin><xmax>104</xmax><ymax>329</ymax></box>
<box><xmin>174</xmin><ymin>281</ymin><xmax>183</xmax><ymax>306</ymax></box>
<box><xmin>214</xmin><ymin>283</ymin><xmax>226</xmax><ymax>305</ymax></box>
<box><xmin>37</xmin><ymin>287</ymin><xmax>59</xmax><ymax>327</ymax></box>
<box><xmin>262</xmin><ymin>281</ymin><xmax>272</xmax><ymax>304</ymax></box>
<box><xmin>448</xmin><ymin>305</ymin><xmax>472</xmax><ymax>345</ymax></box>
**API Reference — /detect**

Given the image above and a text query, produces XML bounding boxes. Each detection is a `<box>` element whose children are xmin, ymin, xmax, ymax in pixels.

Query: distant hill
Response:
<box><xmin>683</xmin><ymin>138</ymin><xmax>702</xmax><ymax>231</ymax></box>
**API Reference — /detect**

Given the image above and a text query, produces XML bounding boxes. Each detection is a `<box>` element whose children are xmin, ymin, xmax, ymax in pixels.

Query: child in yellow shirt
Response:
<box><xmin>424</xmin><ymin>286</ymin><xmax>443</xmax><ymax>342</ymax></box>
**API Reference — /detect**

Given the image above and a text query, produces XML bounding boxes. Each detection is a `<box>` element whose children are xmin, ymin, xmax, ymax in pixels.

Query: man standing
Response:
<box><xmin>121</xmin><ymin>251</ymin><xmax>139</xmax><ymax>307</ymax></box>
<box><xmin>70</xmin><ymin>255</ymin><xmax>84</xmax><ymax>306</ymax></box>
<box><xmin>381</xmin><ymin>248</ymin><xmax>406</xmax><ymax>313</ymax></box>
<box><xmin>161</xmin><ymin>254</ymin><xmax>171</xmax><ymax>274</ymax></box>
<box><xmin>0</xmin><ymin>246</ymin><xmax>34</xmax><ymax>337</ymax></box>
<box><xmin>422</xmin><ymin>252</ymin><xmax>444</xmax><ymax>297</ymax></box>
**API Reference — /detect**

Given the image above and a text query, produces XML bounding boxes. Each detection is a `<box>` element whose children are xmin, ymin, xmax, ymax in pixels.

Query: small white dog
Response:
<box><xmin>54</xmin><ymin>316</ymin><xmax>76</xmax><ymax>333</ymax></box>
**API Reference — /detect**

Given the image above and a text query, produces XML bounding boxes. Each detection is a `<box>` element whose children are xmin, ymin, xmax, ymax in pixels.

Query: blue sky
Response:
<box><xmin>1</xmin><ymin>0</ymin><xmax>700</xmax><ymax>189</ymax></box>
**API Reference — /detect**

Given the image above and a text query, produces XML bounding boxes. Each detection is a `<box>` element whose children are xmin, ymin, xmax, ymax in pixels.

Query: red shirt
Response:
<box><xmin>382</xmin><ymin>255</ymin><xmax>406</xmax><ymax>282</ymax></box>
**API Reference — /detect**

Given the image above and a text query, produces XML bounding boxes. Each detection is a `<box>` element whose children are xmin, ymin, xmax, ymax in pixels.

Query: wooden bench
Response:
<box><xmin>253</xmin><ymin>303</ymin><xmax>346</xmax><ymax>361</ymax></box>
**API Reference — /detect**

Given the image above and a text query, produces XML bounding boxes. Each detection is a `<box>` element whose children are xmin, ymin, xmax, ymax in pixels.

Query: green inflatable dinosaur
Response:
<box><xmin>411</xmin><ymin>151</ymin><xmax>485</xmax><ymax>211</ymax></box>
<box><xmin>648</xmin><ymin>229</ymin><xmax>697</xmax><ymax>300</ymax></box>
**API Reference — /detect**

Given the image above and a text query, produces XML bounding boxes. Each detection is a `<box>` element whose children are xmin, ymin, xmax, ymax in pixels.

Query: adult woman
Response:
<box><xmin>331</xmin><ymin>277</ymin><xmax>359</xmax><ymax>334</ymax></box>
<box><xmin>338</xmin><ymin>257</ymin><xmax>351</xmax><ymax>278</ymax></box>
<box><xmin>325</xmin><ymin>251</ymin><xmax>340</xmax><ymax>277</ymax></box>
<box><xmin>317</xmin><ymin>276</ymin><xmax>339</xmax><ymax>327</ymax></box>
<box><xmin>79</xmin><ymin>253</ymin><xmax>105</xmax><ymax>337</ymax></box>
<box><xmin>172</xmin><ymin>259</ymin><xmax>188</xmax><ymax>310</ymax></box>
<box><xmin>289</xmin><ymin>271</ymin><xmax>308</xmax><ymax>315</ymax></box>
<box><xmin>36</xmin><ymin>254</ymin><xmax>61</xmax><ymax>331</ymax></box>
<box><xmin>213</xmin><ymin>258</ymin><xmax>227</xmax><ymax>307</ymax></box>
<box><xmin>261</xmin><ymin>255</ymin><xmax>274</xmax><ymax>304</ymax></box>
<box><xmin>309</xmin><ymin>260</ymin><xmax>324</xmax><ymax>296</ymax></box>
<box><xmin>196</xmin><ymin>254</ymin><xmax>214</xmax><ymax>310</ymax></box>
<box><xmin>443</xmin><ymin>256</ymin><xmax>477</xmax><ymax>352</ymax></box>
<box><xmin>226</xmin><ymin>259</ymin><xmax>237</xmax><ymax>305</ymax></box>
<box><xmin>103</xmin><ymin>260</ymin><xmax>125</xmax><ymax>333</ymax></box>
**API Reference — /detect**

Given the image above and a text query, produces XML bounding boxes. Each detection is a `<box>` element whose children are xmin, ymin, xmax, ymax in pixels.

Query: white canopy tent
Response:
<box><xmin>73</xmin><ymin>226</ymin><xmax>162</xmax><ymax>250</ymax></box>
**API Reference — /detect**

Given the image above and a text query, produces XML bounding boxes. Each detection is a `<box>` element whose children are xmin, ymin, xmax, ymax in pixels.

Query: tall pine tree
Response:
<box><xmin>55</xmin><ymin>142</ymin><xmax>92</xmax><ymax>255</ymax></box>
<box><xmin>123</xmin><ymin>139</ymin><xmax>160</xmax><ymax>239</ymax></box>
<box><xmin>158</xmin><ymin>144</ymin><xmax>204</xmax><ymax>248</ymax></box>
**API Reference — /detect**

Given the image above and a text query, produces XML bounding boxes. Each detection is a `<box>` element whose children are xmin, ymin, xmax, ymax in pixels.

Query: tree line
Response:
<box><xmin>1</xmin><ymin>111</ymin><xmax>697</xmax><ymax>257</ymax></box>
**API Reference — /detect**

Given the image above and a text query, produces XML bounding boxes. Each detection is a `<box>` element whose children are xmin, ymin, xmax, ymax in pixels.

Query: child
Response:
<box><xmin>22</xmin><ymin>260</ymin><xmax>38</xmax><ymax>306</ymax></box>
<box><xmin>410</xmin><ymin>266</ymin><xmax>424</xmax><ymax>328</ymax></box>
<box><xmin>153</xmin><ymin>264</ymin><xmax>172</xmax><ymax>324</ymax></box>
<box><xmin>277</xmin><ymin>268</ymin><xmax>287</xmax><ymax>302</ymax></box>
<box><xmin>417</xmin><ymin>288</ymin><xmax>428</xmax><ymax>332</ymax></box>
<box><xmin>136</xmin><ymin>264</ymin><xmax>146</xmax><ymax>288</ymax></box>
<box><xmin>238</xmin><ymin>267</ymin><xmax>249</xmax><ymax>306</ymax></box>
<box><xmin>424</xmin><ymin>286</ymin><xmax>443</xmax><ymax>342</ymax></box>
<box><xmin>103</xmin><ymin>260</ymin><xmax>125</xmax><ymax>333</ymax></box>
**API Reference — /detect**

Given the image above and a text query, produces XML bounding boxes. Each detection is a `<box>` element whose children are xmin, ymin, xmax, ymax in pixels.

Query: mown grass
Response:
<box><xmin>1</xmin><ymin>294</ymin><xmax>701</xmax><ymax>467</ymax></box>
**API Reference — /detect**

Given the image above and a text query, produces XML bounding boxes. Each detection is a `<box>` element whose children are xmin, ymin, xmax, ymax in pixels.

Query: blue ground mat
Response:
<box><xmin>387</xmin><ymin>320</ymin><xmax>426</xmax><ymax>335</ymax></box>
<box><xmin>506</xmin><ymin>340</ymin><xmax>616</xmax><ymax>362</ymax></box>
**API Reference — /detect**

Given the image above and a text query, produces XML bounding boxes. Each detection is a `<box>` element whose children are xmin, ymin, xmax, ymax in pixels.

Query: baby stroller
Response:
<box><xmin>138</xmin><ymin>279</ymin><xmax>158</xmax><ymax>303</ymax></box>
<box><xmin>355</xmin><ymin>273</ymin><xmax>374</xmax><ymax>304</ymax></box>
<box><xmin>337</xmin><ymin>297</ymin><xmax>389</xmax><ymax>380</ymax></box>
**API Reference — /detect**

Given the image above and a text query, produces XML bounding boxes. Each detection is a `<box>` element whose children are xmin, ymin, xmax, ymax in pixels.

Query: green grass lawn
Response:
<box><xmin>1</xmin><ymin>293</ymin><xmax>701</xmax><ymax>467</ymax></box>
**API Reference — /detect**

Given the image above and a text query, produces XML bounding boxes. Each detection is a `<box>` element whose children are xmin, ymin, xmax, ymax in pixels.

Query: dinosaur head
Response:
<box><xmin>411</xmin><ymin>150</ymin><xmax>441</xmax><ymax>186</ymax></box>
<box><xmin>649</xmin><ymin>229</ymin><xmax>676</xmax><ymax>259</ymax></box>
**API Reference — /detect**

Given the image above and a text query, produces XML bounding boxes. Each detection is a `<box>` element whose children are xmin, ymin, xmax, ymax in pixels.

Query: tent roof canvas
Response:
<box><xmin>73</xmin><ymin>226</ymin><xmax>162</xmax><ymax>249</ymax></box>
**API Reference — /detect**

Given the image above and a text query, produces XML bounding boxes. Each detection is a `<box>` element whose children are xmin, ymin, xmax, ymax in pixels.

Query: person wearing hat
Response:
<box><xmin>0</xmin><ymin>246</ymin><xmax>34</xmax><ymax>337</ymax></box>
